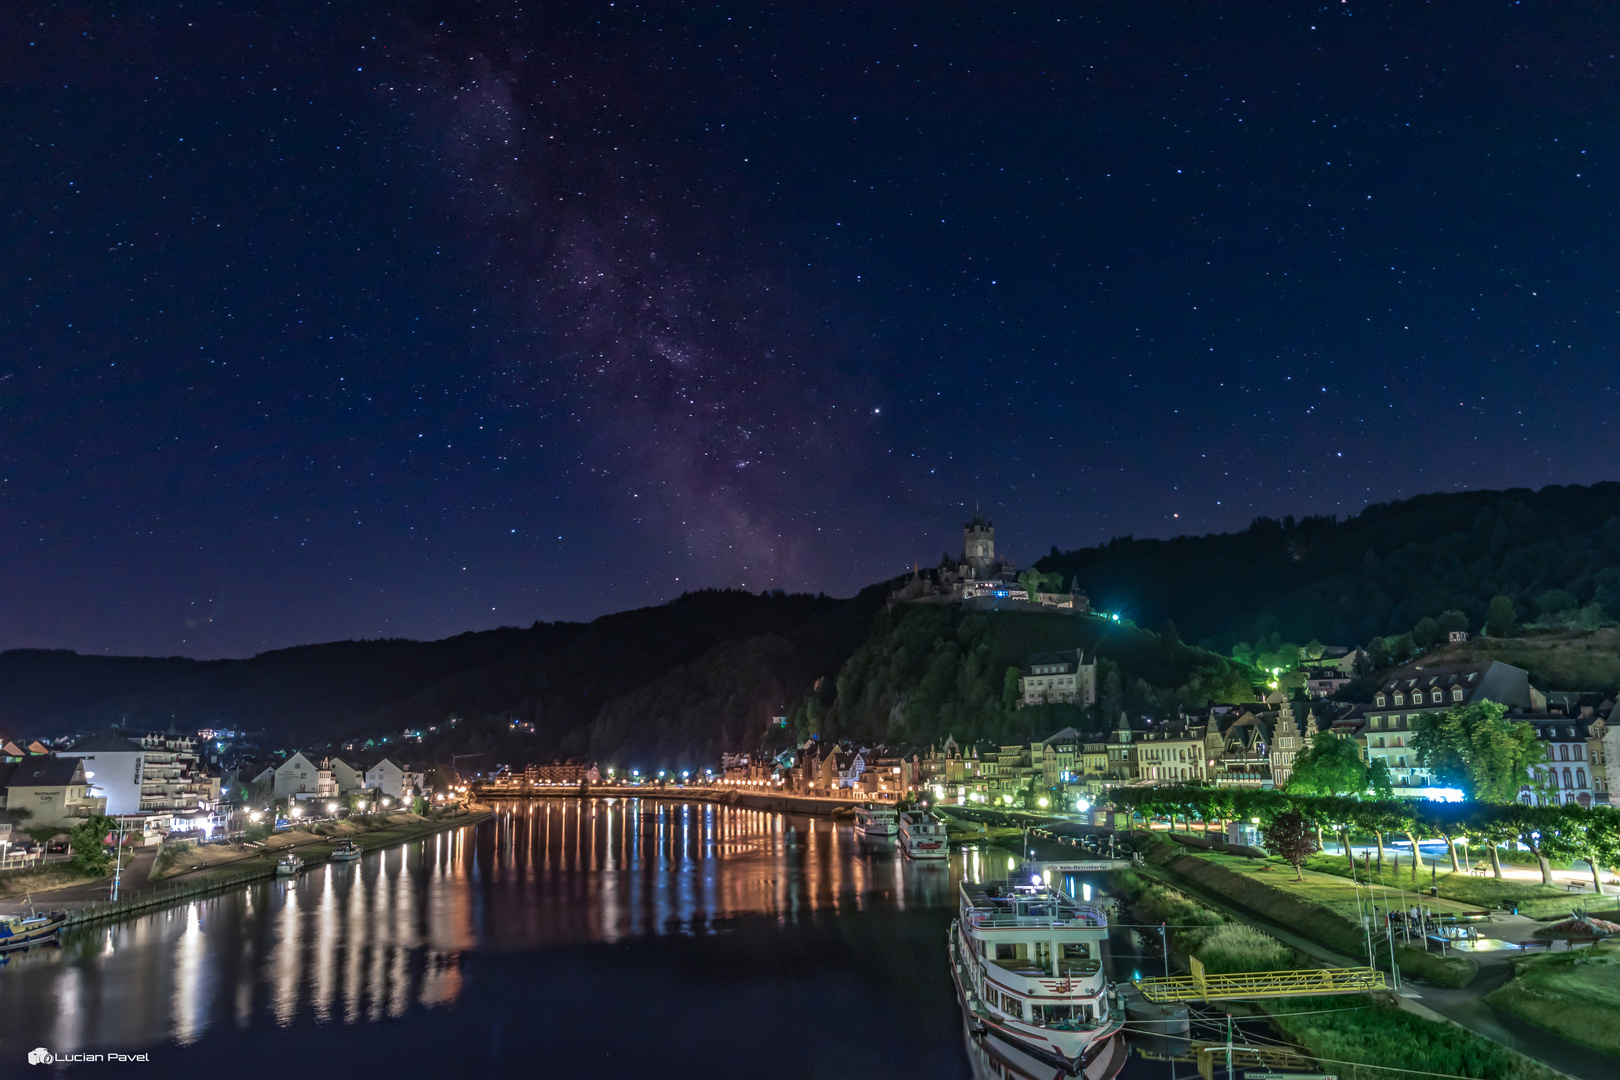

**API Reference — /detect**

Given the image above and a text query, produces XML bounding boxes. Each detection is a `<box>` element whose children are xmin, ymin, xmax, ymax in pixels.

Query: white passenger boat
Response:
<box><xmin>274</xmin><ymin>853</ymin><xmax>303</xmax><ymax>876</ymax></box>
<box><xmin>329</xmin><ymin>839</ymin><xmax>363</xmax><ymax>862</ymax></box>
<box><xmin>949</xmin><ymin>876</ymin><xmax>1124</xmax><ymax>1077</ymax></box>
<box><xmin>853</xmin><ymin>804</ymin><xmax>899</xmax><ymax>841</ymax></box>
<box><xmin>898</xmin><ymin>811</ymin><xmax>948</xmax><ymax>860</ymax></box>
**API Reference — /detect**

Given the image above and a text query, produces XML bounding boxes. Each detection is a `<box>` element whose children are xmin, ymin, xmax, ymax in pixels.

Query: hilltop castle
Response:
<box><xmin>888</xmin><ymin>510</ymin><xmax>1090</xmax><ymax>614</ymax></box>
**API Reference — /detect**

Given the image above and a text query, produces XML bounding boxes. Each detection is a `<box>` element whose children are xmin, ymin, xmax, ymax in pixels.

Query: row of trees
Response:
<box><xmin>1107</xmin><ymin>784</ymin><xmax>1620</xmax><ymax>893</ymax></box>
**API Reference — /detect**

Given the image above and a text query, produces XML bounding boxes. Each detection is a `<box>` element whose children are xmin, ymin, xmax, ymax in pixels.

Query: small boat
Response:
<box><xmin>0</xmin><ymin>911</ymin><xmax>67</xmax><ymax>952</ymax></box>
<box><xmin>853</xmin><ymin>804</ymin><xmax>899</xmax><ymax>841</ymax></box>
<box><xmin>329</xmin><ymin>839</ymin><xmax>363</xmax><ymax>862</ymax></box>
<box><xmin>898</xmin><ymin>811</ymin><xmax>949</xmax><ymax>860</ymax></box>
<box><xmin>274</xmin><ymin>853</ymin><xmax>303</xmax><ymax>876</ymax></box>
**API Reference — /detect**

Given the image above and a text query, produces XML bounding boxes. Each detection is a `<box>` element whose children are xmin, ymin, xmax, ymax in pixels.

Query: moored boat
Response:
<box><xmin>0</xmin><ymin>911</ymin><xmax>67</xmax><ymax>953</ymax></box>
<box><xmin>329</xmin><ymin>839</ymin><xmax>363</xmax><ymax>862</ymax></box>
<box><xmin>949</xmin><ymin>876</ymin><xmax>1123</xmax><ymax>1077</ymax></box>
<box><xmin>898</xmin><ymin>811</ymin><xmax>949</xmax><ymax>860</ymax></box>
<box><xmin>275</xmin><ymin>852</ymin><xmax>304</xmax><ymax>876</ymax></box>
<box><xmin>853</xmin><ymin>804</ymin><xmax>899</xmax><ymax>841</ymax></box>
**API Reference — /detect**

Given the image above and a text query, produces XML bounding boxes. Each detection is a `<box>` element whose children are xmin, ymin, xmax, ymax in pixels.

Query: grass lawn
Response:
<box><xmin>1270</xmin><ymin>995</ymin><xmax>1566</xmax><ymax>1080</ymax></box>
<box><xmin>1302</xmin><ymin>854</ymin><xmax>1580</xmax><ymax>919</ymax></box>
<box><xmin>1194</xmin><ymin>850</ymin><xmax>1480</xmax><ymax>922</ymax></box>
<box><xmin>1486</xmin><ymin>938</ymin><xmax>1620</xmax><ymax>1058</ymax></box>
<box><xmin>0</xmin><ymin>864</ymin><xmax>91</xmax><ymax>901</ymax></box>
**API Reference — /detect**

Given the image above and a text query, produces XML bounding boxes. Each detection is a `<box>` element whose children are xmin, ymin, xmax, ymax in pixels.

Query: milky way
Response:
<box><xmin>2</xmin><ymin>2</ymin><xmax>1618</xmax><ymax>656</ymax></box>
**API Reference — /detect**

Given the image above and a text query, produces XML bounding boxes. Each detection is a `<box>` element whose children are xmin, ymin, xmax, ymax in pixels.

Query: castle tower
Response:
<box><xmin>963</xmin><ymin>507</ymin><xmax>995</xmax><ymax>574</ymax></box>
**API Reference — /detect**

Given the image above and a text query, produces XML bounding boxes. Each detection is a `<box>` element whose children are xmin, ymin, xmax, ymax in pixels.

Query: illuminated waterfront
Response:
<box><xmin>0</xmin><ymin>800</ymin><xmax>1185</xmax><ymax>1078</ymax></box>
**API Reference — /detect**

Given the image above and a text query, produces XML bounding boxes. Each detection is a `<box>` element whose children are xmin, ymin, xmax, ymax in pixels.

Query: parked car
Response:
<box><xmin>45</xmin><ymin>841</ymin><xmax>69</xmax><ymax>854</ymax></box>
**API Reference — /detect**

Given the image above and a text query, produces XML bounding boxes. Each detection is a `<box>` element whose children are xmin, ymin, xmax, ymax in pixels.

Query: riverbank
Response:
<box><xmin>0</xmin><ymin>805</ymin><xmax>491</xmax><ymax>925</ymax></box>
<box><xmin>1487</xmin><ymin>939</ymin><xmax>1620</xmax><ymax>1058</ymax></box>
<box><xmin>1107</xmin><ymin>865</ymin><xmax>1567</xmax><ymax>1080</ymax></box>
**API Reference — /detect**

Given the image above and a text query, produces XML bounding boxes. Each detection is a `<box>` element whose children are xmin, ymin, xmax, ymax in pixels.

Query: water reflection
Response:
<box><xmin>0</xmin><ymin>799</ymin><xmax>956</xmax><ymax>1056</ymax></box>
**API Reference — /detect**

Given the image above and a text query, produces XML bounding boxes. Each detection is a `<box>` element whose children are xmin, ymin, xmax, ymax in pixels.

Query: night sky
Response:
<box><xmin>4</xmin><ymin>2</ymin><xmax>1618</xmax><ymax>658</ymax></box>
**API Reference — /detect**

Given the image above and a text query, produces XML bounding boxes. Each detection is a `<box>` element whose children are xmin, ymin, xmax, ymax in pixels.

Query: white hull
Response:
<box><xmin>950</xmin><ymin>876</ymin><xmax>1121</xmax><ymax>1076</ymax></box>
<box><xmin>960</xmin><ymin>1014</ymin><xmax>1126</xmax><ymax>1080</ymax></box>
<box><xmin>898</xmin><ymin>811</ymin><xmax>949</xmax><ymax>860</ymax></box>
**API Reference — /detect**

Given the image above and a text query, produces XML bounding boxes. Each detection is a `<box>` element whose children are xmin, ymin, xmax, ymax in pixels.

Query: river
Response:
<box><xmin>0</xmin><ymin>799</ymin><xmax>1201</xmax><ymax>1078</ymax></box>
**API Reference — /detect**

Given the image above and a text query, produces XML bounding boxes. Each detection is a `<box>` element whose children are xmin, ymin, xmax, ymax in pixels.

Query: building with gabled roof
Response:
<box><xmin>1364</xmin><ymin>660</ymin><xmax>1536</xmax><ymax>794</ymax></box>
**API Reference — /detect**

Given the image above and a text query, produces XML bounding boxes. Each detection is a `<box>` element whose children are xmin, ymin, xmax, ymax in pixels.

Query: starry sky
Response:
<box><xmin>4</xmin><ymin>2</ymin><xmax>1618</xmax><ymax>658</ymax></box>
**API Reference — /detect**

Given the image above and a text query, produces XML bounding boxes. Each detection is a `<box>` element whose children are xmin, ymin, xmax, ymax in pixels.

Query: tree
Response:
<box><xmin>1437</xmin><ymin>609</ymin><xmax>1469</xmax><ymax>637</ymax></box>
<box><xmin>1486</xmin><ymin>594</ymin><xmax>1518</xmax><ymax>637</ymax></box>
<box><xmin>1100</xmin><ymin>669</ymin><xmax>1124</xmax><ymax>723</ymax></box>
<box><xmin>1366</xmin><ymin>637</ymin><xmax>1391</xmax><ymax>671</ymax></box>
<box><xmin>1413</xmin><ymin>616</ymin><xmax>1441</xmax><ymax>651</ymax></box>
<box><xmin>1368</xmin><ymin>759</ymin><xmax>1395</xmax><ymax>800</ymax></box>
<box><xmin>1002</xmin><ymin>666</ymin><xmax>1022</xmax><ymax>710</ymax></box>
<box><xmin>1261</xmin><ymin>811</ymin><xmax>1319</xmax><ymax>881</ymax></box>
<box><xmin>1411</xmin><ymin>701</ymin><xmax>1541</xmax><ymax>803</ymax></box>
<box><xmin>1287</xmin><ymin>733</ymin><xmax>1369</xmax><ymax>796</ymax></box>
<box><xmin>1541</xmin><ymin>806</ymin><xmax>1620</xmax><ymax>896</ymax></box>
<box><xmin>69</xmin><ymin>814</ymin><xmax>116</xmax><ymax>876</ymax></box>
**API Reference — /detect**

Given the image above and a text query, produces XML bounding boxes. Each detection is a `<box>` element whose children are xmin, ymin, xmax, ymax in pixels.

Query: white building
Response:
<box><xmin>274</xmin><ymin>752</ymin><xmax>335</xmax><ymax>799</ymax></box>
<box><xmin>363</xmin><ymin>758</ymin><xmax>425</xmax><ymax>800</ymax></box>
<box><xmin>1019</xmin><ymin>651</ymin><xmax>1097</xmax><ymax>708</ymax></box>
<box><xmin>58</xmin><ymin>732</ymin><xmax>148</xmax><ymax>815</ymax></box>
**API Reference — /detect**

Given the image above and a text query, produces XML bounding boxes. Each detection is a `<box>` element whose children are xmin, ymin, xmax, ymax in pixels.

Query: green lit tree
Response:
<box><xmin>1286</xmin><ymin>732</ymin><xmax>1369</xmax><ymax>797</ymax></box>
<box><xmin>69</xmin><ymin>814</ymin><xmax>116</xmax><ymax>876</ymax></box>
<box><xmin>1411</xmin><ymin>701</ymin><xmax>1541</xmax><ymax>803</ymax></box>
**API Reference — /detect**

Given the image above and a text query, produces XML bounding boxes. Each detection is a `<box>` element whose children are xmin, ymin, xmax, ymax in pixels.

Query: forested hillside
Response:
<box><xmin>797</xmin><ymin>603</ymin><xmax>1257</xmax><ymax>751</ymax></box>
<box><xmin>0</xmin><ymin>589</ymin><xmax>881</xmax><ymax>764</ymax></box>
<box><xmin>1037</xmin><ymin>482</ymin><xmax>1620</xmax><ymax>651</ymax></box>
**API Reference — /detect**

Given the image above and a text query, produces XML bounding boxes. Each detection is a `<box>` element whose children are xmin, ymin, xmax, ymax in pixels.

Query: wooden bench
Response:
<box><xmin>1565</xmin><ymin>882</ymin><xmax>1587</xmax><ymax>893</ymax></box>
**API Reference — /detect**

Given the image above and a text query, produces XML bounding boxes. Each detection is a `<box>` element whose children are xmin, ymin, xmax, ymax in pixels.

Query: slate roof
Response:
<box><xmin>64</xmin><ymin>731</ymin><xmax>145</xmax><ymax>754</ymax></box>
<box><xmin>4</xmin><ymin>756</ymin><xmax>84</xmax><ymax>788</ymax></box>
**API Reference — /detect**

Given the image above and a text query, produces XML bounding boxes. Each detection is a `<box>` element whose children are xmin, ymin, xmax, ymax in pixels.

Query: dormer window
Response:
<box><xmin>1393</xmin><ymin>693</ymin><xmax>1404</xmax><ymax>706</ymax></box>
<box><xmin>1375</xmin><ymin>694</ymin><xmax>1386</xmax><ymax>707</ymax></box>
<box><xmin>1431</xmin><ymin>690</ymin><xmax>1443</xmax><ymax>703</ymax></box>
<box><xmin>1451</xmin><ymin>688</ymin><xmax>1464</xmax><ymax>702</ymax></box>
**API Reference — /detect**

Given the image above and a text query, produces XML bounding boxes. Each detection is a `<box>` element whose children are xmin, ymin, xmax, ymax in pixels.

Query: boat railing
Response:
<box><xmin>966</xmin><ymin>910</ymin><xmax>1107</xmax><ymax>929</ymax></box>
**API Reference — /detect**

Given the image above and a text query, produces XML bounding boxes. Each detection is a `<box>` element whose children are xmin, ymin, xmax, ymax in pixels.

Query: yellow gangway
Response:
<box><xmin>1134</xmin><ymin>956</ymin><xmax>1386</xmax><ymax>1003</ymax></box>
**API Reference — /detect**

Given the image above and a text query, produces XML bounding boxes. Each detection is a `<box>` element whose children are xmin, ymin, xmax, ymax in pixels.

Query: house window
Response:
<box><xmin>1431</xmin><ymin>690</ymin><xmax>1442</xmax><ymax>703</ymax></box>
<box><xmin>1393</xmin><ymin>693</ymin><xmax>1404</xmax><ymax>706</ymax></box>
<box><xmin>1577</xmin><ymin>768</ymin><xmax>1587</xmax><ymax>788</ymax></box>
<box><xmin>1375</xmin><ymin>694</ymin><xmax>1386</xmax><ymax>707</ymax></box>
<box><xmin>1452</xmin><ymin>688</ymin><xmax>1464</xmax><ymax>701</ymax></box>
<box><xmin>1560</xmin><ymin>745</ymin><xmax>1569</xmax><ymax>761</ymax></box>
<box><xmin>1564</xmin><ymin>768</ymin><xmax>1574</xmax><ymax>789</ymax></box>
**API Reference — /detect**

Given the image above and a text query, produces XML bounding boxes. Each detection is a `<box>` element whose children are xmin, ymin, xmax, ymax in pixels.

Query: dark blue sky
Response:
<box><xmin>3</xmin><ymin>2</ymin><xmax>1617</xmax><ymax>658</ymax></box>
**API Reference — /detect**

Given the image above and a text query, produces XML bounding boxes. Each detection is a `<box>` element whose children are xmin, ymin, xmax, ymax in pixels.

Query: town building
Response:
<box><xmin>0</xmin><ymin>757</ymin><xmax>105</xmax><ymax>827</ymax></box>
<box><xmin>363</xmin><ymin>758</ymin><xmax>426</xmax><ymax>800</ymax></box>
<box><xmin>1130</xmin><ymin>724</ymin><xmax>1206</xmax><ymax>784</ymax></box>
<box><xmin>1363</xmin><ymin>660</ymin><xmax>1537</xmax><ymax>795</ymax></box>
<box><xmin>1519</xmin><ymin>715</ymin><xmax>1596</xmax><ymax>807</ymax></box>
<box><xmin>524</xmin><ymin>760</ymin><xmax>589</xmax><ymax>785</ymax></box>
<box><xmin>58</xmin><ymin>731</ymin><xmax>147</xmax><ymax>815</ymax></box>
<box><xmin>1268</xmin><ymin>700</ymin><xmax>1308</xmax><ymax>789</ymax></box>
<box><xmin>1018</xmin><ymin>651</ymin><xmax>1098</xmax><ymax>708</ymax></box>
<box><xmin>274</xmin><ymin>752</ymin><xmax>335</xmax><ymax>799</ymax></box>
<box><xmin>1303</xmin><ymin>668</ymin><xmax>1351</xmax><ymax>699</ymax></box>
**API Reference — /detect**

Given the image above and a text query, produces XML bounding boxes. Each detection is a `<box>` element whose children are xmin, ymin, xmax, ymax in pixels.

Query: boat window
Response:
<box><xmin>1061</xmin><ymin>942</ymin><xmax>1090</xmax><ymax>960</ymax></box>
<box><xmin>1038</xmin><ymin>1004</ymin><xmax>1073</xmax><ymax>1024</ymax></box>
<box><xmin>994</xmin><ymin>942</ymin><xmax>1027</xmax><ymax>961</ymax></box>
<box><xmin>1034</xmin><ymin>941</ymin><xmax>1053</xmax><ymax>971</ymax></box>
<box><xmin>1001</xmin><ymin>995</ymin><xmax>1023</xmax><ymax>1020</ymax></box>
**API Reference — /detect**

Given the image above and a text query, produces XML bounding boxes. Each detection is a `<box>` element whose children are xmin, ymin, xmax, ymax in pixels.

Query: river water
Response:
<box><xmin>0</xmin><ymin>800</ymin><xmax>1199</xmax><ymax>1078</ymax></box>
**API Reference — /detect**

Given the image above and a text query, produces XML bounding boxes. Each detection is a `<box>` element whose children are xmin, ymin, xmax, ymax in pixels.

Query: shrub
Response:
<box><xmin>1197</xmin><ymin>922</ymin><xmax>1294</xmax><ymax>974</ymax></box>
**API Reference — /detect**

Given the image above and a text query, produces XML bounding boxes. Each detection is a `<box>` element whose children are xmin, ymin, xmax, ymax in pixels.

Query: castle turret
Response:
<box><xmin>963</xmin><ymin>508</ymin><xmax>995</xmax><ymax>574</ymax></box>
